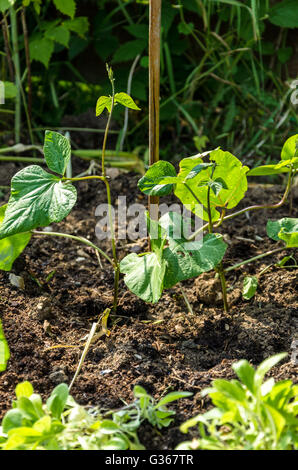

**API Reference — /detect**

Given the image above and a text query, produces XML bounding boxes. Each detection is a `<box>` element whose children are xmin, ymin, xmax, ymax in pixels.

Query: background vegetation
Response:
<box><xmin>1</xmin><ymin>0</ymin><xmax>298</xmax><ymax>167</ymax></box>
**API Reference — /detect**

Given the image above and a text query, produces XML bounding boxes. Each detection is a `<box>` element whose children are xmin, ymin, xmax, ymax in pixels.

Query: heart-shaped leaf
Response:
<box><xmin>0</xmin><ymin>165</ymin><xmax>77</xmax><ymax>239</ymax></box>
<box><xmin>0</xmin><ymin>205</ymin><xmax>32</xmax><ymax>271</ymax></box>
<box><xmin>120</xmin><ymin>252</ymin><xmax>166</xmax><ymax>303</ymax></box>
<box><xmin>242</xmin><ymin>276</ymin><xmax>258</xmax><ymax>300</ymax></box>
<box><xmin>160</xmin><ymin>212</ymin><xmax>227</xmax><ymax>288</ymax></box>
<box><xmin>175</xmin><ymin>149</ymin><xmax>249</xmax><ymax>221</ymax></box>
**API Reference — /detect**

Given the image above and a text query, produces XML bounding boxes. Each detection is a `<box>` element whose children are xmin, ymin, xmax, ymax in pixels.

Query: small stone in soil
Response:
<box><xmin>49</xmin><ymin>370</ymin><xmax>68</xmax><ymax>384</ymax></box>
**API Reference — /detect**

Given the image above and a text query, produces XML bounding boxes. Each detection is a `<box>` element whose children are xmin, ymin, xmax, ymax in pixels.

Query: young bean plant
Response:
<box><xmin>0</xmin><ymin>66</ymin><xmax>140</xmax><ymax>370</ymax></box>
<box><xmin>0</xmin><ymin>65</ymin><xmax>140</xmax><ymax>311</ymax></box>
<box><xmin>120</xmin><ymin>134</ymin><xmax>298</xmax><ymax>311</ymax></box>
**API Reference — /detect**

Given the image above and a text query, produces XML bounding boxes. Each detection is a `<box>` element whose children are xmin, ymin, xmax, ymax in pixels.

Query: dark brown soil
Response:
<box><xmin>0</xmin><ymin>159</ymin><xmax>297</xmax><ymax>450</ymax></box>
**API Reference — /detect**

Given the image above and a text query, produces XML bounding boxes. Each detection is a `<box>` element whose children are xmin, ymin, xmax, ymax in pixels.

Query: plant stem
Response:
<box><xmin>21</xmin><ymin>7</ymin><xmax>32</xmax><ymax>123</ymax></box>
<box><xmin>101</xmin><ymin>80</ymin><xmax>115</xmax><ymax>178</ymax></box>
<box><xmin>101</xmin><ymin>68</ymin><xmax>119</xmax><ymax>311</ymax></box>
<box><xmin>1</xmin><ymin>16</ymin><xmax>14</xmax><ymax>81</ymax></box>
<box><xmin>62</xmin><ymin>172</ymin><xmax>120</xmax><ymax>310</ymax></box>
<box><xmin>188</xmin><ymin>172</ymin><xmax>293</xmax><ymax>241</ymax></box>
<box><xmin>216</xmin><ymin>262</ymin><xmax>229</xmax><ymax>313</ymax></box>
<box><xmin>10</xmin><ymin>6</ymin><xmax>21</xmax><ymax>143</ymax></box>
<box><xmin>113</xmin><ymin>264</ymin><xmax>120</xmax><ymax>312</ymax></box>
<box><xmin>207</xmin><ymin>165</ymin><xmax>215</xmax><ymax>233</ymax></box>
<box><xmin>32</xmin><ymin>127</ymin><xmax>120</xmax><ymax>134</ymax></box>
<box><xmin>0</xmin><ymin>156</ymin><xmax>44</xmax><ymax>163</ymax></box>
<box><xmin>224</xmin><ymin>246</ymin><xmax>286</xmax><ymax>273</ymax></box>
<box><xmin>33</xmin><ymin>230</ymin><xmax>114</xmax><ymax>266</ymax></box>
<box><xmin>63</xmin><ymin>175</ymin><xmax>105</xmax><ymax>183</ymax></box>
<box><xmin>222</xmin><ymin>170</ymin><xmax>293</xmax><ymax>223</ymax></box>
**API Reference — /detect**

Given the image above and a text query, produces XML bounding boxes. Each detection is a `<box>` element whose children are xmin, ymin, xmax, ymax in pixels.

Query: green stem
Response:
<box><xmin>33</xmin><ymin>230</ymin><xmax>114</xmax><ymax>266</ymax></box>
<box><xmin>207</xmin><ymin>165</ymin><xmax>216</xmax><ymax>234</ymax></box>
<box><xmin>10</xmin><ymin>6</ymin><xmax>21</xmax><ymax>143</ymax></box>
<box><xmin>0</xmin><ymin>156</ymin><xmax>44</xmax><ymax>163</ymax></box>
<box><xmin>101</xmin><ymin>80</ymin><xmax>115</xmax><ymax>177</ymax></box>
<box><xmin>224</xmin><ymin>246</ymin><xmax>286</xmax><ymax>273</ymax></box>
<box><xmin>63</xmin><ymin>175</ymin><xmax>105</xmax><ymax>183</ymax></box>
<box><xmin>32</xmin><ymin>127</ymin><xmax>120</xmax><ymax>134</ymax></box>
<box><xmin>223</xmin><ymin>169</ymin><xmax>293</xmax><ymax>223</ymax></box>
<box><xmin>188</xmin><ymin>171</ymin><xmax>293</xmax><ymax>241</ymax></box>
<box><xmin>113</xmin><ymin>264</ymin><xmax>120</xmax><ymax>312</ymax></box>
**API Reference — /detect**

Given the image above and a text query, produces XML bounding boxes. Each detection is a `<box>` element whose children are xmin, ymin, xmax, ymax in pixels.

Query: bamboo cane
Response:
<box><xmin>148</xmin><ymin>0</ymin><xmax>161</xmax><ymax>222</ymax></box>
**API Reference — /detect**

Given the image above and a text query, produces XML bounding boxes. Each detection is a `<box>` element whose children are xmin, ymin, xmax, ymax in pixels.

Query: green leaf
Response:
<box><xmin>162</xmin><ymin>220</ymin><xmax>227</xmax><ymax>289</ymax></box>
<box><xmin>277</xmin><ymin>47</ymin><xmax>293</xmax><ymax>64</ymax></box>
<box><xmin>0</xmin><ymin>319</ymin><xmax>10</xmax><ymax>372</ymax></box>
<box><xmin>17</xmin><ymin>396</ymin><xmax>40</xmax><ymax>420</ymax></box>
<box><xmin>3</xmin><ymin>81</ymin><xmax>17</xmax><ymax>99</ymax></box>
<box><xmin>212</xmin><ymin>379</ymin><xmax>246</xmax><ymax>403</ymax></box>
<box><xmin>95</xmin><ymin>96</ymin><xmax>112</xmax><ymax>117</ymax></box>
<box><xmin>134</xmin><ymin>385</ymin><xmax>150</xmax><ymax>398</ymax></box>
<box><xmin>254</xmin><ymin>353</ymin><xmax>287</xmax><ymax>390</ymax></box>
<box><xmin>115</xmin><ymin>93</ymin><xmax>141</xmax><ymax>110</ymax></box>
<box><xmin>0</xmin><ymin>165</ymin><xmax>77</xmax><ymax>239</ymax></box>
<box><xmin>267</xmin><ymin>218</ymin><xmax>298</xmax><ymax>247</ymax></box>
<box><xmin>23</xmin><ymin>0</ymin><xmax>41</xmax><ymax>14</ymax></box>
<box><xmin>269</xmin><ymin>0</ymin><xmax>298</xmax><ymax>28</ymax></box>
<box><xmin>33</xmin><ymin>415</ymin><xmax>52</xmax><ymax>434</ymax></box>
<box><xmin>232</xmin><ymin>360</ymin><xmax>255</xmax><ymax>394</ymax></box>
<box><xmin>156</xmin><ymin>392</ymin><xmax>192</xmax><ymax>408</ymax></box>
<box><xmin>2</xmin><ymin>409</ymin><xmax>23</xmax><ymax>433</ymax></box>
<box><xmin>112</xmin><ymin>39</ymin><xmax>147</xmax><ymax>63</ymax></box>
<box><xmin>0</xmin><ymin>0</ymin><xmax>15</xmax><ymax>13</ymax></box>
<box><xmin>185</xmin><ymin>162</ymin><xmax>213</xmax><ymax>181</ymax></box>
<box><xmin>264</xmin><ymin>404</ymin><xmax>286</xmax><ymax>441</ymax></box>
<box><xmin>53</xmin><ymin>0</ymin><xmax>76</xmax><ymax>18</ymax></box>
<box><xmin>242</xmin><ymin>276</ymin><xmax>258</xmax><ymax>300</ymax></box>
<box><xmin>44</xmin><ymin>25</ymin><xmax>70</xmax><ymax>47</ymax></box>
<box><xmin>63</xmin><ymin>17</ymin><xmax>89</xmax><ymax>38</ymax></box>
<box><xmin>248</xmin><ymin>164</ymin><xmax>291</xmax><ymax>176</ymax></box>
<box><xmin>120</xmin><ymin>251</ymin><xmax>166</xmax><ymax>303</ymax></box>
<box><xmin>138</xmin><ymin>161</ymin><xmax>177</xmax><ymax>196</ymax></box>
<box><xmin>46</xmin><ymin>383</ymin><xmax>69</xmax><ymax>419</ymax></box>
<box><xmin>15</xmin><ymin>382</ymin><xmax>34</xmax><ymax>399</ymax></box>
<box><xmin>99</xmin><ymin>420</ymin><xmax>120</xmax><ymax>434</ymax></box>
<box><xmin>43</xmin><ymin>130</ymin><xmax>71</xmax><ymax>175</ymax></box>
<box><xmin>209</xmin><ymin>177</ymin><xmax>229</xmax><ymax>197</ymax></box>
<box><xmin>125</xmin><ymin>24</ymin><xmax>148</xmax><ymax>39</ymax></box>
<box><xmin>274</xmin><ymin>157</ymin><xmax>298</xmax><ymax>169</ymax></box>
<box><xmin>121</xmin><ymin>211</ymin><xmax>227</xmax><ymax>302</ymax></box>
<box><xmin>178</xmin><ymin>21</ymin><xmax>194</xmax><ymax>35</ymax></box>
<box><xmin>0</xmin><ymin>204</ymin><xmax>32</xmax><ymax>271</ymax></box>
<box><xmin>175</xmin><ymin>149</ymin><xmax>249</xmax><ymax>221</ymax></box>
<box><xmin>29</xmin><ymin>36</ymin><xmax>54</xmax><ymax>68</ymax></box>
<box><xmin>281</xmin><ymin>134</ymin><xmax>298</xmax><ymax>160</ymax></box>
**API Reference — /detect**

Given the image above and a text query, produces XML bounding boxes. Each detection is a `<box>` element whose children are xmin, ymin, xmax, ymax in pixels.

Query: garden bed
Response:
<box><xmin>0</xmin><ymin>160</ymin><xmax>297</xmax><ymax>449</ymax></box>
